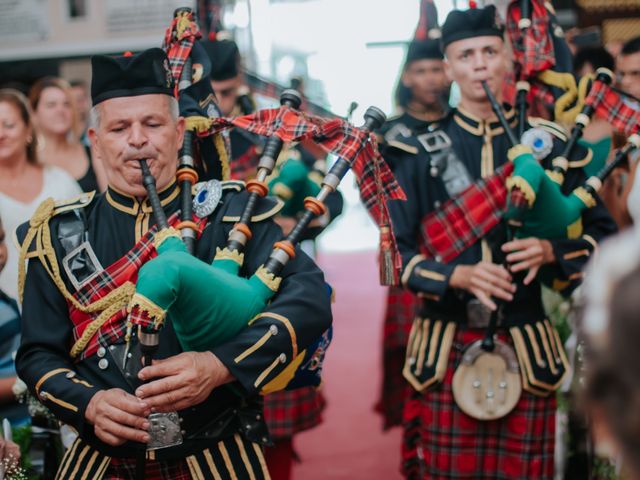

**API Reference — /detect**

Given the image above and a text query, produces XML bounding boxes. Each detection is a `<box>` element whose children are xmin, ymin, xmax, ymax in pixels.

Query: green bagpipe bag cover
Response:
<box><xmin>269</xmin><ymin>158</ymin><xmax>321</xmax><ymax>217</ymax></box>
<box><xmin>504</xmin><ymin>145</ymin><xmax>596</xmax><ymax>240</ymax></box>
<box><xmin>128</xmin><ymin>234</ymin><xmax>275</xmax><ymax>352</ymax></box>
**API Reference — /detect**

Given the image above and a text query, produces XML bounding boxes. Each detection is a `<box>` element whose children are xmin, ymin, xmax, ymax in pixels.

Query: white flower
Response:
<box><xmin>11</xmin><ymin>378</ymin><xmax>27</xmax><ymax>399</ymax></box>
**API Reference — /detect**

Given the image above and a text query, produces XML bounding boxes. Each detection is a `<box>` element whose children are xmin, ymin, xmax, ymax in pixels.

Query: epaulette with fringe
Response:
<box><xmin>15</xmin><ymin>192</ymin><xmax>95</xmax><ymax>303</ymax></box>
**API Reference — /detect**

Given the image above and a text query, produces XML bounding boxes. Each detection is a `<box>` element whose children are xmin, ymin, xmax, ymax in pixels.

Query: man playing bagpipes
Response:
<box><xmin>383</xmin><ymin>5</ymin><xmax>617</xmax><ymax>479</ymax></box>
<box><xmin>14</xmin><ymin>47</ymin><xmax>332</xmax><ymax>479</ymax></box>
<box><xmin>376</xmin><ymin>0</ymin><xmax>450</xmax><ymax>431</ymax></box>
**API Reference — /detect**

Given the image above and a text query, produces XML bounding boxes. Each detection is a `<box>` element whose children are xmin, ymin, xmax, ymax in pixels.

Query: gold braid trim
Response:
<box><xmin>176</xmin><ymin>11</ymin><xmax>191</xmax><ymax>37</ymax></box>
<box><xmin>153</xmin><ymin>227</ymin><xmax>182</xmax><ymax>250</ymax></box>
<box><xmin>18</xmin><ymin>198</ymin><xmax>55</xmax><ymax>303</ymax></box>
<box><xmin>128</xmin><ymin>292</ymin><xmax>167</xmax><ymax>329</ymax></box>
<box><xmin>507</xmin><ymin>144</ymin><xmax>533</xmax><ymax>162</ymax></box>
<box><xmin>214</xmin><ymin>247</ymin><xmax>245</xmax><ymax>265</ymax></box>
<box><xmin>573</xmin><ymin>187</ymin><xmax>597</xmax><ymax>208</ymax></box>
<box><xmin>254</xmin><ymin>265</ymin><xmax>282</xmax><ymax>292</ymax></box>
<box><xmin>185</xmin><ymin>116</ymin><xmax>213</xmax><ymax>133</ymax></box>
<box><xmin>19</xmin><ymin>200</ymin><xmax>139</xmax><ymax>359</ymax></box>
<box><xmin>214</xmin><ymin>133</ymin><xmax>230</xmax><ymax>181</ymax></box>
<box><xmin>70</xmin><ymin>282</ymin><xmax>136</xmax><ymax>358</ymax></box>
<box><xmin>506</xmin><ymin>176</ymin><xmax>537</xmax><ymax>207</ymax></box>
<box><xmin>545</xmin><ymin>169</ymin><xmax>564</xmax><ymax>185</ymax></box>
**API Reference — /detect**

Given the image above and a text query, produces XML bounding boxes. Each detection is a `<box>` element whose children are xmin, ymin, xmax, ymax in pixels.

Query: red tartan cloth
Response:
<box><xmin>376</xmin><ymin>345</ymin><xmax>412</xmax><ymax>430</ymax></box>
<box><xmin>376</xmin><ymin>287</ymin><xmax>420</xmax><ymax>429</ymax></box>
<box><xmin>420</xmin><ymin>163</ymin><xmax>514</xmax><ymax>263</ymax></box>
<box><xmin>203</xmin><ymin>106</ymin><xmax>406</xmax><ymax>280</ymax></box>
<box><xmin>162</xmin><ymin>12</ymin><xmax>200</xmax><ymax>97</ymax></box>
<box><xmin>402</xmin><ymin>329</ymin><xmax>556</xmax><ymax>480</ymax></box>
<box><xmin>586</xmin><ymin>80</ymin><xmax>640</xmax><ymax>137</ymax></box>
<box><xmin>382</xmin><ymin>287</ymin><xmax>419</xmax><ymax>350</ymax></box>
<box><xmin>264</xmin><ymin>387</ymin><xmax>325</xmax><ymax>439</ymax></box>
<box><xmin>506</xmin><ymin>0</ymin><xmax>555</xmax><ymax>78</ymax></box>
<box><xmin>205</xmin><ymin>106</ymin><xmax>405</xmax><ymax>219</ymax></box>
<box><xmin>104</xmin><ymin>457</ymin><xmax>191</xmax><ymax>480</ymax></box>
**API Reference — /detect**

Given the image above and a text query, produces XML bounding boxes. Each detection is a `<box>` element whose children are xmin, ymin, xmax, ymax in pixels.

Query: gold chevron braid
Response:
<box><xmin>573</xmin><ymin>187</ymin><xmax>597</xmax><ymax>208</ymax></box>
<box><xmin>214</xmin><ymin>247</ymin><xmax>245</xmax><ymax>265</ymax></box>
<box><xmin>254</xmin><ymin>265</ymin><xmax>282</xmax><ymax>292</ymax></box>
<box><xmin>128</xmin><ymin>293</ymin><xmax>167</xmax><ymax>329</ymax></box>
<box><xmin>506</xmin><ymin>176</ymin><xmax>537</xmax><ymax>207</ymax></box>
<box><xmin>153</xmin><ymin>227</ymin><xmax>182</xmax><ymax>250</ymax></box>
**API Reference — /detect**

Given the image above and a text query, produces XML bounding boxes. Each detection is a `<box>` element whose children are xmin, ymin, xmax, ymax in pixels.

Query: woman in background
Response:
<box><xmin>29</xmin><ymin>77</ymin><xmax>106</xmax><ymax>193</ymax></box>
<box><xmin>0</xmin><ymin>89</ymin><xmax>81</xmax><ymax>300</ymax></box>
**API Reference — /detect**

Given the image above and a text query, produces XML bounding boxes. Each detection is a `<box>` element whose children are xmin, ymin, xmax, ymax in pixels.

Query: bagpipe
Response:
<box><xmin>119</xmin><ymin>8</ymin><xmax>404</xmax><ymax>456</ymax></box>
<box><xmin>487</xmin><ymin>75</ymin><xmax>640</xmax><ymax>241</ymax></box>
<box><xmin>126</xmin><ymin>8</ymin><xmax>404</xmax><ymax>352</ymax></box>
<box><xmin>129</xmin><ymin>99</ymin><xmax>388</xmax><ymax>355</ymax></box>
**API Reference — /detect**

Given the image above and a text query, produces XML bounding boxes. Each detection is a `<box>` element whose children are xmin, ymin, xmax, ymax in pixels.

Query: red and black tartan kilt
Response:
<box><xmin>264</xmin><ymin>386</ymin><xmax>326</xmax><ymax>439</ymax></box>
<box><xmin>402</xmin><ymin>328</ymin><xmax>556</xmax><ymax>480</ymax></box>
<box><xmin>376</xmin><ymin>287</ymin><xmax>420</xmax><ymax>429</ymax></box>
<box><xmin>104</xmin><ymin>457</ymin><xmax>192</xmax><ymax>480</ymax></box>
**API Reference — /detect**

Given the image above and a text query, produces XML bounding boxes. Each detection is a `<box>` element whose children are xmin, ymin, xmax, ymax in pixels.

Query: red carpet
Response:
<box><xmin>292</xmin><ymin>250</ymin><xmax>403</xmax><ymax>479</ymax></box>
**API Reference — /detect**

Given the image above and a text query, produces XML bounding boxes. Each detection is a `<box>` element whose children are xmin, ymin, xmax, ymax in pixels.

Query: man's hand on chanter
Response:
<box><xmin>502</xmin><ymin>237</ymin><xmax>555</xmax><ymax>285</ymax></box>
<box><xmin>450</xmin><ymin>261</ymin><xmax>516</xmax><ymax>311</ymax></box>
<box><xmin>136</xmin><ymin>351</ymin><xmax>234</xmax><ymax>413</ymax></box>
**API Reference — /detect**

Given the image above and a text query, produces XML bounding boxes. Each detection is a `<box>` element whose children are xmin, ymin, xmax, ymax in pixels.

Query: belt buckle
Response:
<box><xmin>417</xmin><ymin>131</ymin><xmax>452</xmax><ymax>153</ymax></box>
<box><xmin>146</xmin><ymin>412</ymin><xmax>183</xmax><ymax>451</ymax></box>
<box><xmin>466</xmin><ymin>300</ymin><xmax>492</xmax><ymax>328</ymax></box>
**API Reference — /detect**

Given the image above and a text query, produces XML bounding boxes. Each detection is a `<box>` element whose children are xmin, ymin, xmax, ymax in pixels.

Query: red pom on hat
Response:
<box><xmin>208</xmin><ymin>31</ymin><xmax>216</xmax><ymax>41</ymax></box>
<box><xmin>123</xmin><ymin>51</ymin><xmax>134</xmax><ymax>57</ymax></box>
<box><xmin>469</xmin><ymin>0</ymin><xmax>477</xmax><ymax>8</ymax></box>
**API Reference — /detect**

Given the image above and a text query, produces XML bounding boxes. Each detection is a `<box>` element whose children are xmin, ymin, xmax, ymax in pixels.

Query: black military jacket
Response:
<box><xmin>15</xmin><ymin>180</ymin><xmax>332</xmax><ymax>460</ymax></box>
<box><xmin>385</xmin><ymin>106</ymin><xmax>617</xmax><ymax>324</ymax></box>
<box><xmin>378</xmin><ymin>111</ymin><xmax>432</xmax><ymax>146</ymax></box>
